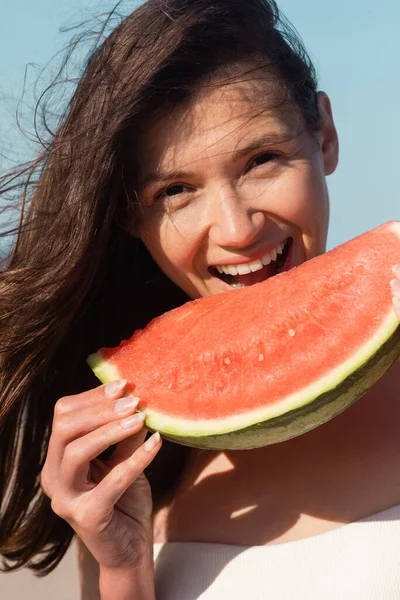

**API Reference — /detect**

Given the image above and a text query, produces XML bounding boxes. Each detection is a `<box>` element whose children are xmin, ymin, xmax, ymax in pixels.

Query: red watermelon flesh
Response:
<box><xmin>87</xmin><ymin>222</ymin><xmax>400</xmax><ymax>450</ymax></box>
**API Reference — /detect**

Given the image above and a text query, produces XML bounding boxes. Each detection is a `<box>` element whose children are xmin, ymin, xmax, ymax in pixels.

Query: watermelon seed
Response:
<box><xmin>224</xmin><ymin>357</ymin><xmax>231</xmax><ymax>365</ymax></box>
<box><xmin>288</xmin><ymin>329</ymin><xmax>296</xmax><ymax>337</ymax></box>
<box><xmin>258</xmin><ymin>354</ymin><xmax>264</xmax><ymax>361</ymax></box>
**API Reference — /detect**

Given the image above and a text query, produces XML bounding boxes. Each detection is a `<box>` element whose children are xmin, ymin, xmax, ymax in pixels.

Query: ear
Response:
<box><xmin>316</xmin><ymin>91</ymin><xmax>339</xmax><ymax>176</ymax></box>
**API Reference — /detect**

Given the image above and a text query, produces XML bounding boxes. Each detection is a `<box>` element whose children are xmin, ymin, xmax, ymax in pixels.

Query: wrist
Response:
<box><xmin>99</xmin><ymin>551</ymin><xmax>155</xmax><ymax>600</ymax></box>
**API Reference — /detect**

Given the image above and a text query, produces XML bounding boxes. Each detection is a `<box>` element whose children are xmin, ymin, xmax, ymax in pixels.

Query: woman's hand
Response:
<box><xmin>40</xmin><ymin>380</ymin><xmax>161</xmax><ymax>579</ymax></box>
<box><xmin>391</xmin><ymin>265</ymin><xmax>400</xmax><ymax>319</ymax></box>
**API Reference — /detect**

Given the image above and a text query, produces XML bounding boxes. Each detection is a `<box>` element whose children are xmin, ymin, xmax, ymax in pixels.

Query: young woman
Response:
<box><xmin>1</xmin><ymin>0</ymin><xmax>400</xmax><ymax>598</ymax></box>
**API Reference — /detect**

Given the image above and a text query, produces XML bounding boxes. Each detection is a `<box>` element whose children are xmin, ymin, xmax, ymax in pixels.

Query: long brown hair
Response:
<box><xmin>0</xmin><ymin>0</ymin><xmax>320</xmax><ymax>575</ymax></box>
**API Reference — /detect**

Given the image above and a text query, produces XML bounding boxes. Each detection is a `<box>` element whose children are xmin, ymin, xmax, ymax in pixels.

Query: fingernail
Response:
<box><xmin>144</xmin><ymin>431</ymin><xmax>161</xmax><ymax>451</ymax></box>
<box><xmin>392</xmin><ymin>265</ymin><xmax>400</xmax><ymax>277</ymax></box>
<box><xmin>104</xmin><ymin>380</ymin><xmax>127</xmax><ymax>398</ymax></box>
<box><xmin>390</xmin><ymin>279</ymin><xmax>400</xmax><ymax>294</ymax></box>
<box><xmin>393</xmin><ymin>296</ymin><xmax>400</xmax><ymax>313</ymax></box>
<box><xmin>120</xmin><ymin>412</ymin><xmax>145</xmax><ymax>429</ymax></box>
<box><xmin>115</xmin><ymin>396</ymin><xmax>140</xmax><ymax>415</ymax></box>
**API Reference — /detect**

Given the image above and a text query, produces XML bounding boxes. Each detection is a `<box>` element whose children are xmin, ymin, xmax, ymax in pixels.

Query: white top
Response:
<box><xmin>154</xmin><ymin>504</ymin><xmax>400</xmax><ymax>599</ymax></box>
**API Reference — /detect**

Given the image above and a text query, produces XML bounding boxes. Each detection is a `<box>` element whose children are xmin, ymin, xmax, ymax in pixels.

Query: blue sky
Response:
<box><xmin>0</xmin><ymin>0</ymin><xmax>399</xmax><ymax>253</ymax></box>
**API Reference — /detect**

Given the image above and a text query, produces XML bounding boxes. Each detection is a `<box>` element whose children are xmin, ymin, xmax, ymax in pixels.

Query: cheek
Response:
<box><xmin>140</xmin><ymin>215</ymin><xmax>199</xmax><ymax>273</ymax></box>
<box><xmin>289</xmin><ymin>161</ymin><xmax>329</xmax><ymax>255</ymax></box>
<box><xmin>271</xmin><ymin>161</ymin><xmax>329</xmax><ymax>232</ymax></box>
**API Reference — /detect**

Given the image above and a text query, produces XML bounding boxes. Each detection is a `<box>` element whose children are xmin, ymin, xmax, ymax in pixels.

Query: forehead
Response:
<box><xmin>137</xmin><ymin>78</ymin><xmax>304</xmax><ymax>171</ymax></box>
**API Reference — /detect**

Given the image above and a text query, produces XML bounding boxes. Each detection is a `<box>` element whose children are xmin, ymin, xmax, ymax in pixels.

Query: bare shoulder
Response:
<box><xmin>75</xmin><ymin>537</ymin><xmax>100</xmax><ymax>600</ymax></box>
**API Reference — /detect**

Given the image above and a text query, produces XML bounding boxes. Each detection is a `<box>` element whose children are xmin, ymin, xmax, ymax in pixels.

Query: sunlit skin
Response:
<box><xmin>135</xmin><ymin>76</ymin><xmax>400</xmax><ymax>546</ymax></box>
<box><xmin>137</xmin><ymin>78</ymin><xmax>338</xmax><ymax>299</ymax></box>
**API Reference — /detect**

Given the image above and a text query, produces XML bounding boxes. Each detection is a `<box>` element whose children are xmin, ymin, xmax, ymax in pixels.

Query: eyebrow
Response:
<box><xmin>139</xmin><ymin>131</ymin><xmax>294</xmax><ymax>189</ymax></box>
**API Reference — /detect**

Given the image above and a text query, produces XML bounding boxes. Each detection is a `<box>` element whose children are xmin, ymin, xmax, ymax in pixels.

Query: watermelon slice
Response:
<box><xmin>87</xmin><ymin>222</ymin><xmax>400</xmax><ymax>450</ymax></box>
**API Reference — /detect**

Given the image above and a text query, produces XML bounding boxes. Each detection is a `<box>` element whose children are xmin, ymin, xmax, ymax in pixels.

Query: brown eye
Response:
<box><xmin>160</xmin><ymin>184</ymin><xmax>191</xmax><ymax>198</ymax></box>
<box><xmin>246</xmin><ymin>152</ymin><xmax>277</xmax><ymax>173</ymax></box>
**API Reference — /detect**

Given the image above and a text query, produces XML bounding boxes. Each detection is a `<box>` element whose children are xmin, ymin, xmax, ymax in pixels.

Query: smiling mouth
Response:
<box><xmin>209</xmin><ymin>238</ymin><xmax>293</xmax><ymax>288</ymax></box>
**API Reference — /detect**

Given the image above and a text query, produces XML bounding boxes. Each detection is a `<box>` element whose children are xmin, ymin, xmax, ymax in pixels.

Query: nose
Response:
<box><xmin>208</xmin><ymin>185</ymin><xmax>266</xmax><ymax>249</ymax></box>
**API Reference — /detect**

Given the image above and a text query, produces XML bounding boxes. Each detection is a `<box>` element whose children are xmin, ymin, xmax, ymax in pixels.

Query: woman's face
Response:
<box><xmin>137</xmin><ymin>76</ymin><xmax>338</xmax><ymax>299</ymax></box>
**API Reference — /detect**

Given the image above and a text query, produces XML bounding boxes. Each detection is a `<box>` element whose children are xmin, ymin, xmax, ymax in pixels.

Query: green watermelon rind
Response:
<box><xmin>87</xmin><ymin>353</ymin><xmax>122</xmax><ymax>385</ymax></box>
<box><xmin>87</xmin><ymin>309</ymin><xmax>400</xmax><ymax>449</ymax></box>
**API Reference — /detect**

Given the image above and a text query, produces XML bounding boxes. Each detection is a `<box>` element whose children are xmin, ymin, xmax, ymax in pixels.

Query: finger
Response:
<box><xmin>390</xmin><ymin>279</ymin><xmax>400</xmax><ymax>298</ymax></box>
<box><xmin>88</xmin><ymin>434</ymin><xmax>149</xmax><ymax>486</ymax></box>
<box><xmin>394</xmin><ymin>301</ymin><xmax>400</xmax><ymax>319</ymax></box>
<box><xmin>390</xmin><ymin>273</ymin><xmax>400</xmax><ymax>319</ymax></box>
<box><xmin>69</xmin><ymin>395</ymin><xmax>141</xmax><ymax>464</ymax></box>
<box><xmin>102</xmin><ymin>427</ymin><xmax>148</xmax><ymax>466</ymax></box>
<box><xmin>89</xmin><ymin>432</ymin><xmax>162</xmax><ymax>510</ymax></box>
<box><xmin>54</xmin><ymin>394</ymin><xmax>140</xmax><ymax>446</ymax></box>
<box><xmin>60</xmin><ymin>412</ymin><xmax>147</xmax><ymax>491</ymax></box>
<box><xmin>46</xmin><ymin>383</ymin><xmax>136</xmax><ymax>476</ymax></box>
<box><xmin>54</xmin><ymin>380</ymin><xmax>128</xmax><ymax>417</ymax></box>
<box><xmin>390</xmin><ymin>266</ymin><xmax>400</xmax><ymax>319</ymax></box>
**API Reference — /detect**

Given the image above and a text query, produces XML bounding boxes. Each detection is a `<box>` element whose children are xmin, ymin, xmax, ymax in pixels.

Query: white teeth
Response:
<box><xmin>213</xmin><ymin>239</ymin><xmax>288</xmax><ymax>279</ymax></box>
<box><xmin>229</xmin><ymin>260</ymin><xmax>265</xmax><ymax>276</ymax></box>
<box><xmin>261</xmin><ymin>254</ymin><xmax>272</xmax><ymax>266</ymax></box>
<box><xmin>237</xmin><ymin>263</ymin><xmax>251</xmax><ymax>275</ymax></box>
<box><xmin>227</xmin><ymin>265</ymin><xmax>238</xmax><ymax>276</ymax></box>
<box><xmin>249</xmin><ymin>260</ymin><xmax>264</xmax><ymax>273</ymax></box>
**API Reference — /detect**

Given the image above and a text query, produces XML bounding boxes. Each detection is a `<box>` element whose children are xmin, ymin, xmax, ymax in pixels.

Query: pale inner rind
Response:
<box><xmin>87</xmin><ymin>356</ymin><xmax>122</xmax><ymax>385</ymax></box>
